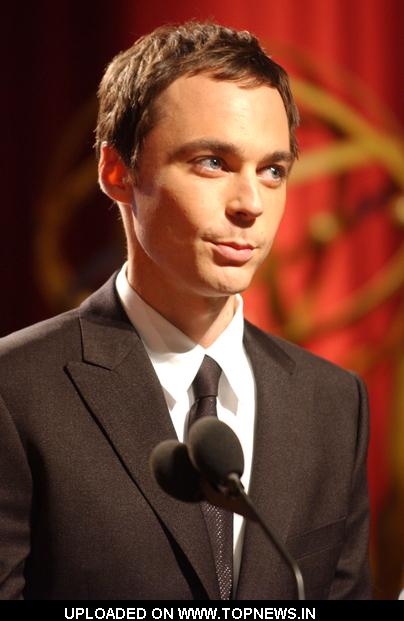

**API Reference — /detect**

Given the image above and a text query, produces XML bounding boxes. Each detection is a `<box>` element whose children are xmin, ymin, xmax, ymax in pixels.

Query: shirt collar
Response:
<box><xmin>115</xmin><ymin>264</ymin><xmax>247</xmax><ymax>406</ymax></box>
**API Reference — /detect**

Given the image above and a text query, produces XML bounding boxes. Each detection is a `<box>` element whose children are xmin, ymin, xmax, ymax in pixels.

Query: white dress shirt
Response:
<box><xmin>115</xmin><ymin>264</ymin><xmax>256</xmax><ymax>591</ymax></box>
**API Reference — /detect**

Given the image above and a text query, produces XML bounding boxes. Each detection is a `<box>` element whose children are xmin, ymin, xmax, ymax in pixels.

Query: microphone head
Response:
<box><xmin>150</xmin><ymin>439</ymin><xmax>204</xmax><ymax>502</ymax></box>
<box><xmin>188</xmin><ymin>418</ymin><xmax>244</xmax><ymax>487</ymax></box>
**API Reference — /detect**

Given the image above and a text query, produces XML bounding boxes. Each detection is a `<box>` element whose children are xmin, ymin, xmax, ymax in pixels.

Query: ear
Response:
<box><xmin>98</xmin><ymin>142</ymin><xmax>133</xmax><ymax>204</ymax></box>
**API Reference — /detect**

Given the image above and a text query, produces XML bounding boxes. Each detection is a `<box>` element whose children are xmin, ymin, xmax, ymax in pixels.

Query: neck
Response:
<box><xmin>126</xmin><ymin>263</ymin><xmax>237</xmax><ymax>349</ymax></box>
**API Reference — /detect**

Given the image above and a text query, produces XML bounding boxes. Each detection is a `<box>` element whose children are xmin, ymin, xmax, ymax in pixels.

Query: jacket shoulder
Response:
<box><xmin>0</xmin><ymin>309</ymin><xmax>81</xmax><ymax>371</ymax></box>
<box><xmin>244</xmin><ymin>320</ymin><xmax>362</xmax><ymax>386</ymax></box>
<box><xmin>0</xmin><ymin>273</ymin><xmax>122</xmax><ymax>368</ymax></box>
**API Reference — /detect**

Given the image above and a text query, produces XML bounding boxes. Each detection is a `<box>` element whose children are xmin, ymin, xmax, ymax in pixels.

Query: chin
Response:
<box><xmin>208</xmin><ymin>275</ymin><xmax>254</xmax><ymax>296</ymax></box>
<box><xmin>222</xmin><ymin>267</ymin><xmax>256</xmax><ymax>292</ymax></box>
<box><xmin>195</xmin><ymin>264</ymin><xmax>257</xmax><ymax>297</ymax></box>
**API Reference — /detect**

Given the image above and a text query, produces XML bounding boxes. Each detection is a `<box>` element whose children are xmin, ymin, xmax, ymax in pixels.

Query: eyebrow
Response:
<box><xmin>169</xmin><ymin>139</ymin><xmax>295</xmax><ymax>165</ymax></box>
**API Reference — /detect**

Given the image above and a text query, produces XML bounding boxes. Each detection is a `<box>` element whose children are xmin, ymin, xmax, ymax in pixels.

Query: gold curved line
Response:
<box><xmin>42</xmin><ymin>98</ymin><xmax>98</xmax><ymax>190</ymax></box>
<box><xmin>346</xmin><ymin>308</ymin><xmax>404</xmax><ymax>374</ymax></box>
<box><xmin>291</xmin><ymin>78</ymin><xmax>404</xmax><ymax>186</ymax></box>
<box><xmin>284</xmin><ymin>244</ymin><xmax>404</xmax><ymax>341</ymax></box>
<box><xmin>35</xmin><ymin>156</ymin><xmax>98</xmax><ymax>302</ymax></box>
<box><xmin>290</xmin><ymin>140</ymin><xmax>374</xmax><ymax>184</ymax></box>
<box><xmin>269</xmin><ymin>40</ymin><xmax>404</xmax><ymax>136</ymax></box>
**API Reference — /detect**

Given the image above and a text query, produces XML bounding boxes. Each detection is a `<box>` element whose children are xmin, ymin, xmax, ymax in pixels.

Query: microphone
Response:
<box><xmin>150</xmin><ymin>435</ymin><xmax>256</xmax><ymax>518</ymax></box>
<box><xmin>187</xmin><ymin>416</ymin><xmax>244</xmax><ymax>487</ymax></box>
<box><xmin>150</xmin><ymin>418</ymin><xmax>305</xmax><ymax>600</ymax></box>
<box><xmin>150</xmin><ymin>439</ymin><xmax>203</xmax><ymax>502</ymax></box>
<box><xmin>187</xmin><ymin>418</ymin><xmax>305</xmax><ymax>601</ymax></box>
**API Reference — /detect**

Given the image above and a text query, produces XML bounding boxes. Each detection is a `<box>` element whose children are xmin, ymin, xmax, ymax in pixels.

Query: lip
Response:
<box><xmin>210</xmin><ymin>241</ymin><xmax>255</xmax><ymax>264</ymax></box>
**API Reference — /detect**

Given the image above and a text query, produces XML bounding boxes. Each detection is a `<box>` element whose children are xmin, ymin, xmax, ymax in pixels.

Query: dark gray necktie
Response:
<box><xmin>188</xmin><ymin>355</ymin><xmax>233</xmax><ymax>600</ymax></box>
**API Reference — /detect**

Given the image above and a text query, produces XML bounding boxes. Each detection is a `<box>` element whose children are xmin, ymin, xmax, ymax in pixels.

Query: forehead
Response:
<box><xmin>149</xmin><ymin>73</ymin><xmax>290</xmax><ymax>154</ymax></box>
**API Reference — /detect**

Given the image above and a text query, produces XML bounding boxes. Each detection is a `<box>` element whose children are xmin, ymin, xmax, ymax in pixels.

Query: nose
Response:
<box><xmin>225</xmin><ymin>171</ymin><xmax>264</xmax><ymax>222</ymax></box>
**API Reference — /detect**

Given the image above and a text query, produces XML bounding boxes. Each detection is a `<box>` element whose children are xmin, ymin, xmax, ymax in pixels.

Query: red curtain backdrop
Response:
<box><xmin>3</xmin><ymin>0</ymin><xmax>403</xmax><ymax>598</ymax></box>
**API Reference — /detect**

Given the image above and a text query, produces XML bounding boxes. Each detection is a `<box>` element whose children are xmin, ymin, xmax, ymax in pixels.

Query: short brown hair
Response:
<box><xmin>95</xmin><ymin>21</ymin><xmax>299</xmax><ymax>169</ymax></box>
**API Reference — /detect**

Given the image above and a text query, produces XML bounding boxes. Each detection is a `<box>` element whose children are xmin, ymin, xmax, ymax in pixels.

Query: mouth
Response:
<box><xmin>210</xmin><ymin>240</ymin><xmax>255</xmax><ymax>264</ymax></box>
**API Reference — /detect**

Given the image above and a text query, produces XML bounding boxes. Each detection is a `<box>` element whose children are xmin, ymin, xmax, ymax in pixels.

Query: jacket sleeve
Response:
<box><xmin>328</xmin><ymin>373</ymin><xmax>372</xmax><ymax>599</ymax></box>
<box><xmin>0</xmin><ymin>394</ymin><xmax>32</xmax><ymax>599</ymax></box>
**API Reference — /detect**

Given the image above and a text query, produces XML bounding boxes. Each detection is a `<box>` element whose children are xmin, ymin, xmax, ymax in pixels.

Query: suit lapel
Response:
<box><xmin>236</xmin><ymin>322</ymin><xmax>307</xmax><ymax>599</ymax></box>
<box><xmin>66</xmin><ymin>276</ymin><xmax>219</xmax><ymax>599</ymax></box>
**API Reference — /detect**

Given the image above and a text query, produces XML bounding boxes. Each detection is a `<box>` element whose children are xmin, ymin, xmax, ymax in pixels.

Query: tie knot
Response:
<box><xmin>192</xmin><ymin>355</ymin><xmax>222</xmax><ymax>399</ymax></box>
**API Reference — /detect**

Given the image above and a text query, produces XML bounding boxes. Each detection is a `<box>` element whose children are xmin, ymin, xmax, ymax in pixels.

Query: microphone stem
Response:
<box><xmin>227</xmin><ymin>473</ymin><xmax>305</xmax><ymax>601</ymax></box>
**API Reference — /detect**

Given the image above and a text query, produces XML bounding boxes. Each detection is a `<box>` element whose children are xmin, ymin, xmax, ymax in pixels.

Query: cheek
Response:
<box><xmin>159</xmin><ymin>190</ymin><xmax>202</xmax><ymax>241</ymax></box>
<box><xmin>133</xmin><ymin>186</ymin><xmax>202</xmax><ymax>255</ymax></box>
<box><xmin>262</xmin><ymin>194</ymin><xmax>286</xmax><ymax>235</ymax></box>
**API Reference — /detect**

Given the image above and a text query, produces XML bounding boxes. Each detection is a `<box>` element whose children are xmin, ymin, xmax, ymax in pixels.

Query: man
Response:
<box><xmin>0</xmin><ymin>22</ymin><xmax>371</xmax><ymax>599</ymax></box>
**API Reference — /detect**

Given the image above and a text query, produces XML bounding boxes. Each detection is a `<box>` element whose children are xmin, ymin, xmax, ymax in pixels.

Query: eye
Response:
<box><xmin>194</xmin><ymin>156</ymin><xmax>225</xmax><ymax>171</ymax></box>
<box><xmin>260</xmin><ymin>164</ymin><xmax>287</xmax><ymax>185</ymax></box>
<box><xmin>269</xmin><ymin>166</ymin><xmax>282</xmax><ymax>179</ymax></box>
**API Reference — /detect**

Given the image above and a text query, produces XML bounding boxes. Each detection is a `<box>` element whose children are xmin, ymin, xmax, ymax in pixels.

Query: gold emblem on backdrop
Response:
<box><xmin>34</xmin><ymin>74</ymin><xmax>404</xmax><ymax>351</ymax></box>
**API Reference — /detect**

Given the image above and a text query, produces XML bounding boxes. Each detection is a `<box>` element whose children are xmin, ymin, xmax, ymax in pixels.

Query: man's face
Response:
<box><xmin>129</xmin><ymin>73</ymin><xmax>292</xmax><ymax>305</ymax></box>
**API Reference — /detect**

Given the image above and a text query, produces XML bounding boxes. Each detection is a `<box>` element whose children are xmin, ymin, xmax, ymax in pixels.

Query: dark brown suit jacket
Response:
<box><xmin>0</xmin><ymin>274</ymin><xmax>371</xmax><ymax>599</ymax></box>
